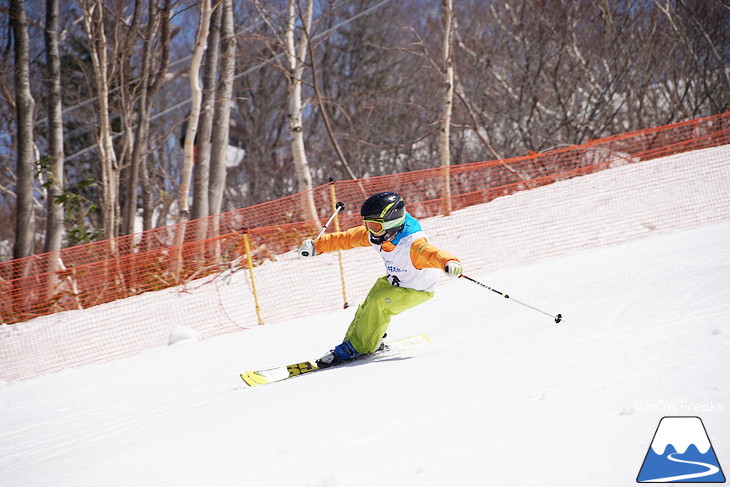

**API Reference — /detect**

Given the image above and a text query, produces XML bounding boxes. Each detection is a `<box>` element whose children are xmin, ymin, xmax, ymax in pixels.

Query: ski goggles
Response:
<box><xmin>363</xmin><ymin>214</ymin><xmax>406</xmax><ymax>235</ymax></box>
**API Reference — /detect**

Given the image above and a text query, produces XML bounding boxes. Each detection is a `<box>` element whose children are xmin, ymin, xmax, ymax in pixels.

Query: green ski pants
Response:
<box><xmin>343</xmin><ymin>275</ymin><xmax>434</xmax><ymax>354</ymax></box>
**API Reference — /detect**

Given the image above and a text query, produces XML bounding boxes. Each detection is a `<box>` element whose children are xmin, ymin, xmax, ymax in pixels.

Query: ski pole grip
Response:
<box><xmin>314</xmin><ymin>202</ymin><xmax>346</xmax><ymax>240</ymax></box>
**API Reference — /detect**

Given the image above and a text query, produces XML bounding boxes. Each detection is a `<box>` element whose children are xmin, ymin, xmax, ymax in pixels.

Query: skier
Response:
<box><xmin>297</xmin><ymin>191</ymin><xmax>463</xmax><ymax>368</ymax></box>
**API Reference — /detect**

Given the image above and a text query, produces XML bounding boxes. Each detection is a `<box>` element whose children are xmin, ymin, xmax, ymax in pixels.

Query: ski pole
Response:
<box><xmin>315</xmin><ymin>201</ymin><xmax>345</xmax><ymax>239</ymax></box>
<box><xmin>460</xmin><ymin>274</ymin><xmax>563</xmax><ymax>323</ymax></box>
<box><xmin>299</xmin><ymin>202</ymin><xmax>345</xmax><ymax>257</ymax></box>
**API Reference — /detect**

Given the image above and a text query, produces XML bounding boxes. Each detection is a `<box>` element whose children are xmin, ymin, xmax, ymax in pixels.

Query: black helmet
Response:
<box><xmin>360</xmin><ymin>192</ymin><xmax>406</xmax><ymax>242</ymax></box>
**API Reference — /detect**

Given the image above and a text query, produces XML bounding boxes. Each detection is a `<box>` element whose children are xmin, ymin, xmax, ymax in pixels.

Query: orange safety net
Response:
<box><xmin>1</xmin><ymin>111</ymin><xmax>729</xmax><ymax>380</ymax></box>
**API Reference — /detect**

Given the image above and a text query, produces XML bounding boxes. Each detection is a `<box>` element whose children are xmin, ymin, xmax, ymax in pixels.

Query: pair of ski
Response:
<box><xmin>240</xmin><ymin>334</ymin><xmax>431</xmax><ymax>387</ymax></box>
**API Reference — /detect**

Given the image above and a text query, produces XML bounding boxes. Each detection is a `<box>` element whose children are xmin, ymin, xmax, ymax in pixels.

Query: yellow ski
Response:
<box><xmin>241</xmin><ymin>360</ymin><xmax>319</xmax><ymax>386</ymax></box>
<box><xmin>240</xmin><ymin>334</ymin><xmax>431</xmax><ymax>387</ymax></box>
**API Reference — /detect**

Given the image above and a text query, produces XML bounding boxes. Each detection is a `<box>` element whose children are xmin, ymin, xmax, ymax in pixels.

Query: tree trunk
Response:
<box><xmin>82</xmin><ymin>0</ymin><xmax>119</xmax><ymax>242</ymax></box>
<box><xmin>179</xmin><ymin>0</ymin><xmax>212</xmax><ymax>225</ymax></box>
<box><xmin>120</xmin><ymin>0</ymin><xmax>144</xmax><ymax>237</ymax></box>
<box><xmin>286</xmin><ymin>0</ymin><xmax>319</xmax><ymax>225</ymax></box>
<box><xmin>191</xmin><ymin>3</ymin><xmax>222</xmax><ymax>223</ymax></box>
<box><xmin>440</xmin><ymin>0</ymin><xmax>455</xmax><ymax>216</ymax></box>
<box><xmin>43</xmin><ymin>0</ymin><xmax>64</xmax><ymax>254</ymax></box>
<box><xmin>173</xmin><ymin>0</ymin><xmax>212</xmax><ymax>281</ymax></box>
<box><xmin>10</xmin><ymin>0</ymin><xmax>36</xmax><ymax>260</ymax></box>
<box><xmin>209</xmin><ymin>0</ymin><xmax>236</xmax><ymax>217</ymax></box>
<box><xmin>142</xmin><ymin>0</ymin><xmax>172</xmax><ymax>234</ymax></box>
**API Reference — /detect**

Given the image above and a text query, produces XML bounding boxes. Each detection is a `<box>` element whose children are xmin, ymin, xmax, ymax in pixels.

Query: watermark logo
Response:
<box><xmin>639</xmin><ymin>400</ymin><xmax>724</xmax><ymax>414</ymax></box>
<box><xmin>637</xmin><ymin>416</ymin><xmax>725</xmax><ymax>483</ymax></box>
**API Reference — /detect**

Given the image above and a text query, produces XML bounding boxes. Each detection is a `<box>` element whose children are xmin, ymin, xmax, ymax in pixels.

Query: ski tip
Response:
<box><xmin>240</xmin><ymin>372</ymin><xmax>269</xmax><ymax>387</ymax></box>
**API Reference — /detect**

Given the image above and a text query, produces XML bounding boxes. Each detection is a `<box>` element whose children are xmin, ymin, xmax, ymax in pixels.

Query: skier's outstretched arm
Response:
<box><xmin>298</xmin><ymin>226</ymin><xmax>370</xmax><ymax>257</ymax></box>
<box><xmin>410</xmin><ymin>238</ymin><xmax>462</xmax><ymax>277</ymax></box>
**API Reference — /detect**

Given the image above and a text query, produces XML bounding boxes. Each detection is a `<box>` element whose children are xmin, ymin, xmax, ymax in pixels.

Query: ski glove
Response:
<box><xmin>444</xmin><ymin>260</ymin><xmax>463</xmax><ymax>278</ymax></box>
<box><xmin>298</xmin><ymin>239</ymin><xmax>317</xmax><ymax>257</ymax></box>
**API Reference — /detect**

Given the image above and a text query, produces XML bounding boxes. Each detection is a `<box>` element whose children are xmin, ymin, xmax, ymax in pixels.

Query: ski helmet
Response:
<box><xmin>360</xmin><ymin>192</ymin><xmax>406</xmax><ymax>243</ymax></box>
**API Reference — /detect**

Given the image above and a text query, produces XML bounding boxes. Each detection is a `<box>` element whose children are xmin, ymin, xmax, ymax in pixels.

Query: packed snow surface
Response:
<box><xmin>1</xmin><ymin>217</ymin><xmax>728</xmax><ymax>486</ymax></box>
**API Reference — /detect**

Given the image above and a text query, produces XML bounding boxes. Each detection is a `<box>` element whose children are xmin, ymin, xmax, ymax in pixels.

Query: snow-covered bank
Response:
<box><xmin>2</xmin><ymin>144</ymin><xmax>729</xmax><ymax>382</ymax></box>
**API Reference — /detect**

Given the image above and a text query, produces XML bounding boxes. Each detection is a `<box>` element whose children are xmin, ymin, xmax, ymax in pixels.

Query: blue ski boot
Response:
<box><xmin>316</xmin><ymin>340</ymin><xmax>359</xmax><ymax>368</ymax></box>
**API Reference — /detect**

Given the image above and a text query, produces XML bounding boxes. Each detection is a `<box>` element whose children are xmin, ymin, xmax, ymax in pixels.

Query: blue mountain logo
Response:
<box><xmin>637</xmin><ymin>416</ymin><xmax>725</xmax><ymax>483</ymax></box>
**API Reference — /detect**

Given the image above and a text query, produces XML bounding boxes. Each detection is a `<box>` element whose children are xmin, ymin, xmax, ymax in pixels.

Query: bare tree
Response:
<box><xmin>285</xmin><ymin>0</ymin><xmax>318</xmax><ymax>223</ymax></box>
<box><xmin>303</xmin><ymin>9</ymin><xmax>361</xmax><ymax>189</ymax></box>
<box><xmin>43</xmin><ymin>0</ymin><xmax>65</xmax><ymax>254</ymax></box>
<box><xmin>114</xmin><ymin>1</ymin><xmax>173</xmax><ymax>238</ymax></box>
<box><xmin>117</xmin><ymin>1</ymin><xmax>143</xmax><ymax>237</ymax></box>
<box><xmin>653</xmin><ymin>0</ymin><xmax>730</xmax><ymax>118</ymax></box>
<box><xmin>10</xmin><ymin>0</ymin><xmax>36</xmax><ymax>259</ymax></box>
<box><xmin>80</xmin><ymin>0</ymin><xmax>120</xmax><ymax>241</ymax></box>
<box><xmin>140</xmin><ymin>0</ymin><xmax>173</xmax><ymax>233</ymax></box>
<box><xmin>179</xmin><ymin>0</ymin><xmax>213</xmax><ymax>226</ymax></box>
<box><xmin>209</xmin><ymin>0</ymin><xmax>236</xmax><ymax>216</ymax></box>
<box><xmin>440</xmin><ymin>0</ymin><xmax>455</xmax><ymax>215</ymax></box>
<box><xmin>253</xmin><ymin>0</ymin><xmax>319</xmax><ymax>223</ymax></box>
<box><xmin>226</xmin><ymin>36</ymin><xmax>289</xmax><ymax>206</ymax></box>
<box><xmin>191</xmin><ymin>2</ymin><xmax>222</xmax><ymax>223</ymax></box>
<box><xmin>2</xmin><ymin>0</ymin><xmax>729</xmax><ymax>261</ymax></box>
<box><xmin>172</xmin><ymin>0</ymin><xmax>212</xmax><ymax>280</ymax></box>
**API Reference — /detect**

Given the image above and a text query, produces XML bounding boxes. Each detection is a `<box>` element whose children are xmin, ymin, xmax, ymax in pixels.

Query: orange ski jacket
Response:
<box><xmin>314</xmin><ymin>225</ymin><xmax>459</xmax><ymax>271</ymax></box>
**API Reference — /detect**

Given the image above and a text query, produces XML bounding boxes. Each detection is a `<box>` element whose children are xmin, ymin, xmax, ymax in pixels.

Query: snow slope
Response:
<box><xmin>1</xmin><ymin>217</ymin><xmax>728</xmax><ymax>486</ymax></box>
